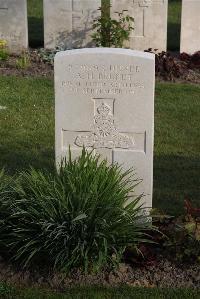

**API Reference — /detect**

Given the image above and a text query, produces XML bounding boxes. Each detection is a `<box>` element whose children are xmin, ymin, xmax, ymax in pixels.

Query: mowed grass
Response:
<box><xmin>154</xmin><ymin>83</ymin><xmax>200</xmax><ymax>214</ymax></box>
<box><xmin>0</xmin><ymin>284</ymin><xmax>200</xmax><ymax>299</ymax></box>
<box><xmin>0</xmin><ymin>76</ymin><xmax>54</xmax><ymax>172</ymax></box>
<box><xmin>0</xmin><ymin>76</ymin><xmax>199</xmax><ymax>215</ymax></box>
<box><xmin>27</xmin><ymin>0</ymin><xmax>182</xmax><ymax>51</ymax></box>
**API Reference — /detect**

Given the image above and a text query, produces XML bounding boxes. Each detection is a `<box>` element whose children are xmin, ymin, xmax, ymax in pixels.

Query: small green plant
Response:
<box><xmin>0</xmin><ymin>149</ymin><xmax>153</xmax><ymax>272</ymax></box>
<box><xmin>38</xmin><ymin>47</ymin><xmax>63</xmax><ymax>65</ymax></box>
<box><xmin>91</xmin><ymin>5</ymin><xmax>134</xmax><ymax>48</ymax></box>
<box><xmin>0</xmin><ymin>281</ymin><xmax>14</xmax><ymax>297</ymax></box>
<box><xmin>16</xmin><ymin>51</ymin><xmax>30</xmax><ymax>69</ymax></box>
<box><xmin>0</xmin><ymin>39</ymin><xmax>9</xmax><ymax>61</ymax></box>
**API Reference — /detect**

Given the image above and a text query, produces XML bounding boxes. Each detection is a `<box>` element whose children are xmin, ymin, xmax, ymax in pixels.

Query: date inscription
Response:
<box><xmin>61</xmin><ymin>64</ymin><xmax>145</xmax><ymax>95</ymax></box>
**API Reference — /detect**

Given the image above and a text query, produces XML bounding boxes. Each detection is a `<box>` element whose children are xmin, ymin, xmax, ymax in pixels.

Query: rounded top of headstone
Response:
<box><xmin>54</xmin><ymin>48</ymin><xmax>155</xmax><ymax>61</ymax></box>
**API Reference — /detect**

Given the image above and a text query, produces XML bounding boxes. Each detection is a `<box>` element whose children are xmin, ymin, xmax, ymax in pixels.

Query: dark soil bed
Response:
<box><xmin>0</xmin><ymin>50</ymin><xmax>53</xmax><ymax>78</ymax></box>
<box><xmin>0</xmin><ymin>49</ymin><xmax>200</xmax><ymax>84</ymax></box>
<box><xmin>0</xmin><ymin>257</ymin><xmax>199</xmax><ymax>290</ymax></box>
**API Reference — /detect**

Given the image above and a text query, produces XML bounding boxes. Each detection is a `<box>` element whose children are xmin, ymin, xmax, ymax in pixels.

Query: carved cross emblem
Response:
<box><xmin>131</xmin><ymin>0</ymin><xmax>152</xmax><ymax>38</ymax></box>
<box><xmin>62</xmin><ymin>98</ymin><xmax>145</xmax><ymax>163</ymax></box>
<box><xmin>75</xmin><ymin>102</ymin><xmax>134</xmax><ymax>149</ymax></box>
<box><xmin>60</xmin><ymin>1</ymin><xmax>98</xmax><ymax>30</ymax></box>
<box><xmin>135</xmin><ymin>0</ymin><xmax>152</xmax><ymax>7</ymax></box>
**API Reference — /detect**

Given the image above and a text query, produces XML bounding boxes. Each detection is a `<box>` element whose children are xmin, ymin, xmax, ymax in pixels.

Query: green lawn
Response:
<box><xmin>0</xmin><ymin>76</ymin><xmax>54</xmax><ymax>172</ymax></box>
<box><xmin>0</xmin><ymin>76</ymin><xmax>199</xmax><ymax>216</ymax></box>
<box><xmin>27</xmin><ymin>0</ymin><xmax>182</xmax><ymax>51</ymax></box>
<box><xmin>154</xmin><ymin>83</ymin><xmax>200</xmax><ymax>214</ymax></box>
<box><xmin>0</xmin><ymin>283</ymin><xmax>200</xmax><ymax>299</ymax></box>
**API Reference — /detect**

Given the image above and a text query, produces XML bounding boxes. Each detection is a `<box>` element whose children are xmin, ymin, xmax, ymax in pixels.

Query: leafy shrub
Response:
<box><xmin>38</xmin><ymin>48</ymin><xmax>61</xmax><ymax>65</ymax></box>
<box><xmin>37</xmin><ymin>45</ymin><xmax>68</xmax><ymax>65</ymax></box>
<box><xmin>92</xmin><ymin>6</ymin><xmax>134</xmax><ymax>48</ymax></box>
<box><xmin>145</xmin><ymin>49</ymin><xmax>186</xmax><ymax>81</ymax></box>
<box><xmin>152</xmin><ymin>200</ymin><xmax>200</xmax><ymax>263</ymax></box>
<box><xmin>0</xmin><ymin>170</ymin><xmax>13</xmax><ymax>216</ymax></box>
<box><xmin>180</xmin><ymin>51</ymin><xmax>200</xmax><ymax>69</ymax></box>
<box><xmin>0</xmin><ymin>149</ymin><xmax>153</xmax><ymax>272</ymax></box>
<box><xmin>146</xmin><ymin>49</ymin><xmax>200</xmax><ymax>82</ymax></box>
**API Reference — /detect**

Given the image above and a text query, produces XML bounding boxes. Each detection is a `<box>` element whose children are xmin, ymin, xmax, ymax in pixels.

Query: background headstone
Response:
<box><xmin>110</xmin><ymin>0</ymin><xmax>168</xmax><ymax>51</ymax></box>
<box><xmin>180</xmin><ymin>0</ymin><xmax>200</xmax><ymax>54</ymax></box>
<box><xmin>44</xmin><ymin>0</ymin><xmax>101</xmax><ymax>49</ymax></box>
<box><xmin>55</xmin><ymin>48</ymin><xmax>155</xmax><ymax>208</ymax></box>
<box><xmin>0</xmin><ymin>0</ymin><xmax>28</xmax><ymax>53</ymax></box>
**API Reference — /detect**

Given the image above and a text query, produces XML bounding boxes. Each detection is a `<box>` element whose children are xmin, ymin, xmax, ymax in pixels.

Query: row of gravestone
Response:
<box><xmin>0</xmin><ymin>0</ymin><xmax>200</xmax><ymax>54</ymax></box>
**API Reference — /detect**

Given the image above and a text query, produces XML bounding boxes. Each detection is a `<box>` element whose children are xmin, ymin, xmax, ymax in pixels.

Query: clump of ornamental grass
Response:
<box><xmin>0</xmin><ymin>149</ymin><xmax>153</xmax><ymax>272</ymax></box>
<box><xmin>0</xmin><ymin>170</ymin><xmax>14</xmax><ymax>219</ymax></box>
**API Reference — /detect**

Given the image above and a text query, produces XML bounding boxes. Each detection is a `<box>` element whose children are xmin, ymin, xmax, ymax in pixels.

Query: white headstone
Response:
<box><xmin>110</xmin><ymin>0</ymin><xmax>168</xmax><ymax>51</ymax></box>
<box><xmin>55</xmin><ymin>48</ymin><xmax>155</xmax><ymax>208</ymax></box>
<box><xmin>180</xmin><ymin>0</ymin><xmax>200</xmax><ymax>54</ymax></box>
<box><xmin>0</xmin><ymin>0</ymin><xmax>28</xmax><ymax>53</ymax></box>
<box><xmin>43</xmin><ymin>0</ymin><xmax>101</xmax><ymax>49</ymax></box>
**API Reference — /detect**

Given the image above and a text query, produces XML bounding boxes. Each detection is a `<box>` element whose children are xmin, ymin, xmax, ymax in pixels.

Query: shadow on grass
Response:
<box><xmin>0</xmin><ymin>146</ymin><xmax>54</xmax><ymax>175</ymax></box>
<box><xmin>1</xmin><ymin>144</ymin><xmax>199</xmax><ymax>217</ymax></box>
<box><xmin>153</xmin><ymin>155</ymin><xmax>200</xmax><ymax>215</ymax></box>
<box><xmin>28</xmin><ymin>17</ymin><xmax>44</xmax><ymax>48</ymax></box>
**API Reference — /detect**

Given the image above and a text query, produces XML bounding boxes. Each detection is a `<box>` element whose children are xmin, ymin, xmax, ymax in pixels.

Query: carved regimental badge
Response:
<box><xmin>75</xmin><ymin>102</ymin><xmax>134</xmax><ymax>149</ymax></box>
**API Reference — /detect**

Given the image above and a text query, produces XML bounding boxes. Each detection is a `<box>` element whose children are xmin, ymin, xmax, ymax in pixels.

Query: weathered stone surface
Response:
<box><xmin>0</xmin><ymin>0</ymin><xmax>28</xmax><ymax>53</ymax></box>
<box><xmin>110</xmin><ymin>0</ymin><xmax>168</xmax><ymax>51</ymax></box>
<box><xmin>180</xmin><ymin>0</ymin><xmax>200</xmax><ymax>54</ymax></box>
<box><xmin>43</xmin><ymin>0</ymin><xmax>100</xmax><ymax>49</ymax></box>
<box><xmin>55</xmin><ymin>48</ymin><xmax>155</xmax><ymax>209</ymax></box>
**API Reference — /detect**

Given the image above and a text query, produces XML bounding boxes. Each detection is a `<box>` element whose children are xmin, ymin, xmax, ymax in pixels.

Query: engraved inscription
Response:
<box><xmin>61</xmin><ymin>64</ymin><xmax>144</xmax><ymax>95</ymax></box>
<box><xmin>75</xmin><ymin>102</ymin><xmax>134</xmax><ymax>149</ymax></box>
